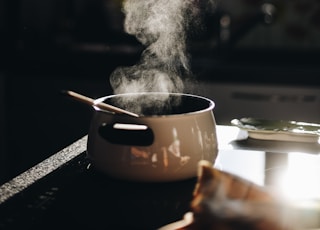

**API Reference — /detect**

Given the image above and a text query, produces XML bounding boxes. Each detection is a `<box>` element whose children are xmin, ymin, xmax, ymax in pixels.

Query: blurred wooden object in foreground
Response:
<box><xmin>160</xmin><ymin>160</ymin><xmax>305</xmax><ymax>230</ymax></box>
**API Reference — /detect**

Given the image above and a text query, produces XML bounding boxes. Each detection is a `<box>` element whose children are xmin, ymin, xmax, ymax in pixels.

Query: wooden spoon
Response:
<box><xmin>63</xmin><ymin>90</ymin><xmax>139</xmax><ymax>117</ymax></box>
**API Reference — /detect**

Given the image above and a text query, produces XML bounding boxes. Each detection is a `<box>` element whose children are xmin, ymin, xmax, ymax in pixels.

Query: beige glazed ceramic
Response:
<box><xmin>87</xmin><ymin>92</ymin><xmax>218</xmax><ymax>182</ymax></box>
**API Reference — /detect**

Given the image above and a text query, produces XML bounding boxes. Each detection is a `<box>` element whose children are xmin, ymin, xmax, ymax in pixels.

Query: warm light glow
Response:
<box><xmin>278</xmin><ymin>152</ymin><xmax>320</xmax><ymax>201</ymax></box>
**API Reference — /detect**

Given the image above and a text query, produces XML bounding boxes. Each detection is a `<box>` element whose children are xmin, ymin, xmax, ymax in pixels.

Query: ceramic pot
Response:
<box><xmin>87</xmin><ymin>92</ymin><xmax>218</xmax><ymax>182</ymax></box>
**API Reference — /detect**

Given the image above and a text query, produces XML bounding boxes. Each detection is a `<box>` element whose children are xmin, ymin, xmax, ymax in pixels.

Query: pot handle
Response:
<box><xmin>98</xmin><ymin>123</ymin><xmax>154</xmax><ymax>146</ymax></box>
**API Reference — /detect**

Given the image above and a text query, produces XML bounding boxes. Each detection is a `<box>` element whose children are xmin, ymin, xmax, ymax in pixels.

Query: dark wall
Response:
<box><xmin>0</xmin><ymin>74</ymin><xmax>5</xmax><ymax>182</ymax></box>
<box><xmin>0</xmin><ymin>0</ymin><xmax>141</xmax><ymax>184</ymax></box>
<box><xmin>2</xmin><ymin>0</ymin><xmax>320</xmax><ymax>85</ymax></box>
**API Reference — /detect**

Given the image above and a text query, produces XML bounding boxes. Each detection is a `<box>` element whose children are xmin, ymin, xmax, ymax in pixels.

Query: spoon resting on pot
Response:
<box><xmin>63</xmin><ymin>90</ymin><xmax>139</xmax><ymax>117</ymax></box>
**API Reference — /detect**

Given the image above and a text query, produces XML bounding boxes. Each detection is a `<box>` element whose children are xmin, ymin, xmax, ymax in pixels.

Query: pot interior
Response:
<box><xmin>104</xmin><ymin>93</ymin><xmax>214</xmax><ymax>116</ymax></box>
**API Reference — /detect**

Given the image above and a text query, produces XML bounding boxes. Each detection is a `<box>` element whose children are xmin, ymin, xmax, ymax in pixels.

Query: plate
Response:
<box><xmin>231</xmin><ymin>117</ymin><xmax>320</xmax><ymax>143</ymax></box>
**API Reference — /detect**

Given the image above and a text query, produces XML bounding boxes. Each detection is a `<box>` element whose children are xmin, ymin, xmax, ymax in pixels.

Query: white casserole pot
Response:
<box><xmin>87</xmin><ymin>92</ymin><xmax>218</xmax><ymax>182</ymax></box>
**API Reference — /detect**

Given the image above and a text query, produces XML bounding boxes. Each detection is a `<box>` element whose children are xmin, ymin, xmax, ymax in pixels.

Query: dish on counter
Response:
<box><xmin>231</xmin><ymin>117</ymin><xmax>320</xmax><ymax>143</ymax></box>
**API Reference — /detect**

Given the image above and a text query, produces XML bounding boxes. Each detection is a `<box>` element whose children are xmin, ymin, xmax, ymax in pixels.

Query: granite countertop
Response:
<box><xmin>0</xmin><ymin>135</ymin><xmax>88</xmax><ymax>204</ymax></box>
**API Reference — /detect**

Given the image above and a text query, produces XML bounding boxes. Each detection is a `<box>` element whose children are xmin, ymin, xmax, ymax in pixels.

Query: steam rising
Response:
<box><xmin>109</xmin><ymin>0</ymin><xmax>217</xmax><ymax>114</ymax></box>
<box><xmin>110</xmin><ymin>0</ymin><xmax>204</xmax><ymax>94</ymax></box>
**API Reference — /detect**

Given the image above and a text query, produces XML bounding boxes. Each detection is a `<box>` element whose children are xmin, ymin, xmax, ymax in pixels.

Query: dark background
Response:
<box><xmin>1</xmin><ymin>0</ymin><xmax>320</xmax><ymax>185</ymax></box>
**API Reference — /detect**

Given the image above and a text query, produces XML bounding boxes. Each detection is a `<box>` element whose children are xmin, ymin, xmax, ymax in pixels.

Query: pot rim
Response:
<box><xmin>93</xmin><ymin>92</ymin><xmax>215</xmax><ymax>118</ymax></box>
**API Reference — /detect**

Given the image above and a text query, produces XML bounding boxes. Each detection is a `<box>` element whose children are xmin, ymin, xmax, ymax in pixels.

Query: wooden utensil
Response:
<box><xmin>63</xmin><ymin>90</ymin><xmax>139</xmax><ymax>117</ymax></box>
